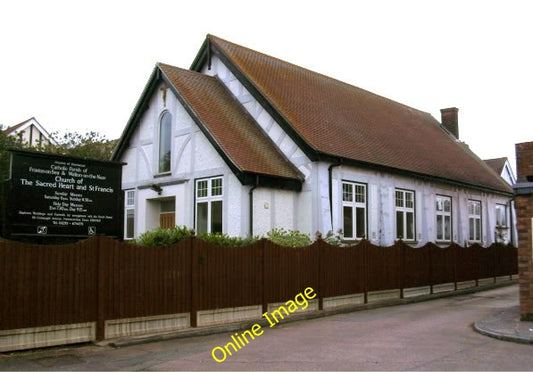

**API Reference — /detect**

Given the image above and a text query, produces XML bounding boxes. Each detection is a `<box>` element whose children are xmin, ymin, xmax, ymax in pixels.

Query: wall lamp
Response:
<box><xmin>150</xmin><ymin>184</ymin><xmax>162</xmax><ymax>195</ymax></box>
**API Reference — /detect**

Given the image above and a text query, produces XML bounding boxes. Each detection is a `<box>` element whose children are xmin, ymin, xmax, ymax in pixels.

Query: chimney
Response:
<box><xmin>440</xmin><ymin>107</ymin><xmax>459</xmax><ymax>139</ymax></box>
<box><xmin>515</xmin><ymin>141</ymin><xmax>533</xmax><ymax>183</ymax></box>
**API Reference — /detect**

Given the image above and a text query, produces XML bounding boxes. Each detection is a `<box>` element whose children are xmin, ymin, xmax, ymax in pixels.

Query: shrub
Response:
<box><xmin>132</xmin><ymin>225</ymin><xmax>195</xmax><ymax>246</ymax></box>
<box><xmin>198</xmin><ymin>232</ymin><xmax>258</xmax><ymax>246</ymax></box>
<box><xmin>265</xmin><ymin>228</ymin><xmax>312</xmax><ymax>247</ymax></box>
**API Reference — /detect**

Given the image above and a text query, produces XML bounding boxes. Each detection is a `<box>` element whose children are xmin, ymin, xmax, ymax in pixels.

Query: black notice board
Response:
<box><xmin>5</xmin><ymin>150</ymin><xmax>124</xmax><ymax>238</ymax></box>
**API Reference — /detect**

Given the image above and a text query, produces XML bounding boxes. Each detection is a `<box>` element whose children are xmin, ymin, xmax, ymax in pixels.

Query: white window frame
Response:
<box><xmin>468</xmin><ymin>199</ymin><xmax>482</xmax><ymax>242</ymax></box>
<box><xmin>395</xmin><ymin>189</ymin><xmax>415</xmax><ymax>241</ymax></box>
<box><xmin>195</xmin><ymin>177</ymin><xmax>223</xmax><ymax>234</ymax></box>
<box><xmin>436</xmin><ymin>195</ymin><xmax>452</xmax><ymax>242</ymax></box>
<box><xmin>342</xmin><ymin>181</ymin><xmax>367</xmax><ymax>240</ymax></box>
<box><xmin>124</xmin><ymin>190</ymin><xmax>135</xmax><ymax>240</ymax></box>
<box><xmin>495</xmin><ymin>203</ymin><xmax>508</xmax><ymax>228</ymax></box>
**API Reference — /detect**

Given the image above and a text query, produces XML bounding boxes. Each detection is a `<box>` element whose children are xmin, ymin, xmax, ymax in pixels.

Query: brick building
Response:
<box><xmin>514</xmin><ymin>141</ymin><xmax>533</xmax><ymax>320</ymax></box>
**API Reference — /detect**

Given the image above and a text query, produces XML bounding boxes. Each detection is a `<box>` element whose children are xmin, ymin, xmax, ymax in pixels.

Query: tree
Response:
<box><xmin>44</xmin><ymin>131</ymin><xmax>118</xmax><ymax>161</ymax></box>
<box><xmin>0</xmin><ymin>129</ymin><xmax>24</xmax><ymax>180</ymax></box>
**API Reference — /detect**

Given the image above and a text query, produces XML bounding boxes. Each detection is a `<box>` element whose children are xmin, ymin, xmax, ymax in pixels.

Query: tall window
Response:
<box><xmin>468</xmin><ymin>200</ymin><xmax>482</xmax><ymax>242</ymax></box>
<box><xmin>196</xmin><ymin>177</ymin><xmax>223</xmax><ymax>234</ymax></box>
<box><xmin>436</xmin><ymin>195</ymin><xmax>452</xmax><ymax>242</ymax></box>
<box><xmin>158</xmin><ymin>112</ymin><xmax>172</xmax><ymax>173</ymax></box>
<box><xmin>495</xmin><ymin>204</ymin><xmax>507</xmax><ymax>227</ymax></box>
<box><xmin>342</xmin><ymin>181</ymin><xmax>367</xmax><ymax>239</ymax></box>
<box><xmin>396</xmin><ymin>189</ymin><xmax>415</xmax><ymax>240</ymax></box>
<box><xmin>124</xmin><ymin>190</ymin><xmax>135</xmax><ymax>239</ymax></box>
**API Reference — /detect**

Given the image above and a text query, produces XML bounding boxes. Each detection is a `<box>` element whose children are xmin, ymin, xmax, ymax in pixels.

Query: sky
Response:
<box><xmin>1</xmin><ymin>0</ymin><xmax>532</xmax><ymax>172</ymax></box>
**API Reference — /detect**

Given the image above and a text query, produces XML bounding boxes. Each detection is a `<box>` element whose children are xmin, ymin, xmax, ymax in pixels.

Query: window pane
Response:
<box><xmin>342</xmin><ymin>183</ymin><xmax>353</xmax><ymax>202</ymax></box>
<box><xmin>469</xmin><ymin>218</ymin><xmax>475</xmax><ymax>240</ymax></box>
<box><xmin>444</xmin><ymin>198</ymin><xmax>451</xmax><ymax>212</ymax></box>
<box><xmin>197</xmin><ymin>180</ymin><xmax>208</xmax><ymax>198</ymax></box>
<box><xmin>126</xmin><ymin>191</ymin><xmax>135</xmax><ymax>207</ymax></box>
<box><xmin>356</xmin><ymin>207</ymin><xmax>365</xmax><ymax>238</ymax></box>
<box><xmin>197</xmin><ymin>202</ymin><xmax>208</xmax><ymax>234</ymax></box>
<box><xmin>436</xmin><ymin>197</ymin><xmax>443</xmax><ymax>211</ymax></box>
<box><xmin>436</xmin><ymin>215</ymin><xmax>443</xmax><ymax>240</ymax></box>
<box><xmin>160</xmin><ymin>199</ymin><xmax>175</xmax><ymax>213</ymax></box>
<box><xmin>444</xmin><ymin>215</ymin><xmax>451</xmax><ymax>241</ymax></box>
<box><xmin>211</xmin><ymin>200</ymin><xmax>223</xmax><ymax>233</ymax></box>
<box><xmin>406</xmin><ymin>212</ymin><xmax>414</xmax><ymax>240</ymax></box>
<box><xmin>212</xmin><ymin>178</ymin><xmax>223</xmax><ymax>196</ymax></box>
<box><xmin>396</xmin><ymin>191</ymin><xmax>403</xmax><ymax>207</ymax></box>
<box><xmin>396</xmin><ymin>211</ymin><xmax>404</xmax><ymax>239</ymax></box>
<box><xmin>475</xmin><ymin>202</ymin><xmax>481</xmax><ymax>215</ymax></box>
<box><xmin>126</xmin><ymin>209</ymin><xmax>134</xmax><ymax>239</ymax></box>
<box><xmin>343</xmin><ymin>206</ymin><xmax>353</xmax><ymax>238</ymax></box>
<box><xmin>355</xmin><ymin>184</ymin><xmax>365</xmax><ymax>203</ymax></box>
<box><xmin>406</xmin><ymin>192</ymin><xmax>414</xmax><ymax>208</ymax></box>
<box><xmin>159</xmin><ymin>113</ymin><xmax>172</xmax><ymax>173</ymax></box>
<box><xmin>475</xmin><ymin>219</ymin><xmax>481</xmax><ymax>241</ymax></box>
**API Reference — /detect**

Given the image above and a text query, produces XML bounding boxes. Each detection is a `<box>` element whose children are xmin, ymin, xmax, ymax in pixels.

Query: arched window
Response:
<box><xmin>158</xmin><ymin>112</ymin><xmax>172</xmax><ymax>173</ymax></box>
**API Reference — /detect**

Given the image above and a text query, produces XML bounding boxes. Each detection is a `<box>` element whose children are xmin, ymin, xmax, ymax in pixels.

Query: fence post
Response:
<box><xmin>95</xmin><ymin>235</ymin><xmax>106</xmax><ymax>341</ymax></box>
<box><xmin>261</xmin><ymin>239</ymin><xmax>268</xmax><ymax>315</ymax></box>
<box><xmin>453</xmin><ymin>244</ymin><xmax>458</xmax><ymax>291</ymax></box>
<box><xmin>399</xmin><ymin>241</ymin><xmax>405</xmax><ymax>299</ymax></box>
<box><xmin>318</xmin><ymin>240</ymin><xmax>324</xmax><ymax>311</ymax></box>
<box><xmin>363</xmin><ymin>240</ymin><xmax>368</xmax><ymax>304</ymax></box>
<box><xmin>190</xmin><ymin>237</ymin><xmax>198</xmax><ymax>328</ymax></box>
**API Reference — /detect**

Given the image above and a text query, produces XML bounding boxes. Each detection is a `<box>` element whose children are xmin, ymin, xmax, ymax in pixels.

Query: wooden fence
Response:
<box><xmin>0</xmin><ymin>236</ymin><xmax>518</xmax><ymax>350</ymax></box>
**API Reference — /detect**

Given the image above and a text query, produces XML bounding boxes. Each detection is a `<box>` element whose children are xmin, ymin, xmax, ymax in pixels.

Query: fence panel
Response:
<box><xmin>263</xmin><ymin>240</ymin><xmax>320</xmax><ymax>304</ymax></box>
<box><xmin>195</xmin><ymin>239</ymin><xmax>262</xmax><ymax>310</ymax></box>
<box><xmin>103</xmin><ymin>237</ymin><xmax>192</xmax><ymax>320</ymax></box>
<box><xmin>428</xmin><ymin>243</ymin><xmax>455</xmax><ymax>285</ymax></box>
<box><xmin>365</xmin><ymin>241</ymin><xmax>402</xmax><ymax>292</ymax></box>
<box><xmin>0</xmin><ymin>238</ymin><xmax>97</xmax><ymax>330</ymax></box>
<box><xmin>320</xmin><ymin>241</ymin><xmax>366</xmax><ymax>297</ymax></box>
<box><xmin>403</xmin><ymin>243</ymin><xmax>431</xmax><ymax>288</ymax></box>
<box><xmin>455</xmin><ymin>244</ymin><xmax>477</xmax><ymax>282</ymax></box>
<box><xmin>494</xmin><ymin>244</ymin><xmax>518</xmax><ymax>277</ymax></box>
<box><xmin>474</xmin><ymin>244</ymin><xmax>495</xmax><ymax>280</ymax></box>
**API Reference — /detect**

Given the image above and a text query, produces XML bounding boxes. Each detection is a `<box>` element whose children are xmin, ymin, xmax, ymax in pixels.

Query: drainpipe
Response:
<box><xmin>249</xmin><ymin>176</ymin><xmax>259</xmax><ymax>237</ymax></box>
<box><xmin>328</xmin><ymin>159</ymin><xmax>342</xmax><ymax>230</ymax></box>
<box><xmin>509</xmin><ymin>197</ymin><xmax>515</xmax><ymax>246</ymax></box>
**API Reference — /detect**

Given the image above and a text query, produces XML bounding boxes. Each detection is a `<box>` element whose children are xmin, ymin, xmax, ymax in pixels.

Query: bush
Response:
<box><xmin>265</xmin><ymin>228</ymin><xmax>312</xmax><ymax>247</ymax></box>
<box><xmin>131</xmin><ymin>226</ymin><xmax>313</xmax><ymax>248</ymax></box>
<box><xmin>198</xmin><ymin>232</ymin><xmax>258</xmax><ymax>246</ymax></box>
<box><xmin>132</xmin><ymin>225</ymin><xmax>195</xmax><ymax>246</ymax></box>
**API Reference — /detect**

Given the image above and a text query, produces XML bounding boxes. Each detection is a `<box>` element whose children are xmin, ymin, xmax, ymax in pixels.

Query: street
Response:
<box><xmin>1</xmin><ymin>284</ymin><xmax>532</xmax><ymax>371</ymax></box>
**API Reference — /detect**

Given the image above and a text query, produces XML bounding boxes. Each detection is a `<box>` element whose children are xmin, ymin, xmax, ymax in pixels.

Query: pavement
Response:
<box><xmin>474</xmin><ymin>304</ymin><xmax>533</xmax><ymax>344</ymax></box>
<box><xmin>103</xmin><ymin>280</ymin><xmax>533</xmax><ymax>349</ymax></box>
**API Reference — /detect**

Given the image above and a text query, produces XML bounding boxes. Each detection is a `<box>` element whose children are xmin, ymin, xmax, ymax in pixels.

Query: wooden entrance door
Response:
<box><xmin>160</xmin><ymin>213</ymin><xmax>175</xmax><ymax>229</ymax></box>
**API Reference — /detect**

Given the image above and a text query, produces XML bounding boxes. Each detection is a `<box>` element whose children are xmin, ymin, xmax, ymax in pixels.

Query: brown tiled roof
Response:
<box><xmin>206</xmin><ymin>35</ymin><xmax>512</xmax><ymax>194</ymax></box>
<box><xmin>484</xmin><ymin>157</ymin><xmax>507</xmax><ymax>175</ymax></box>
<box><xmin>158</xmin><ymin>63</ymin><xmax>302</xmax><ymax>182</ymax></box>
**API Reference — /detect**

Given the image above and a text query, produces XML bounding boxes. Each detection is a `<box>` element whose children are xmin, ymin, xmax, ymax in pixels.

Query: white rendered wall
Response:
<box><xmin>119</xmin><ymin>81</ymin><xmax>247</xmax><ymax>238</ymax></box>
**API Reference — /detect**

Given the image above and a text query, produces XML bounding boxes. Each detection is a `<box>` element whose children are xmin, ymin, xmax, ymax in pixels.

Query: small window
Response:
<box><xmin>495</xmin><ymin>204</ymin><xmax>507</xmax><ymax>227</ymax></box>
<box><xmin>195</xmin><ymin>177</ymin><xmax>223</xmax><ymax>234</ymax></box>
<box><xmin>468</xmin><ymin>200</ymin><xmax>482</xmax><ymax>242</ymax></box>
<box><xmin>436</xmin><ymin>195</ymin><xmax>452</xmax><ymax>242</ymax></box>
<box><xmin>158</xmin><ymin>112</ymin><xmax>172</xmax><ymax>173</ymax></box>
<box><xmin>124</xmin><ymin>190</ymin><xmax>135</xmax><ymax>239</ymax></box>
<box><xmin>342</xmin><ymin>181</ymin><xmax>367</xmax><ymax>240</ymax></box>
<box><xmin>396</xmin><ymin>189</ymin><xmax>415</xmax><ymax>240</ymax></box>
